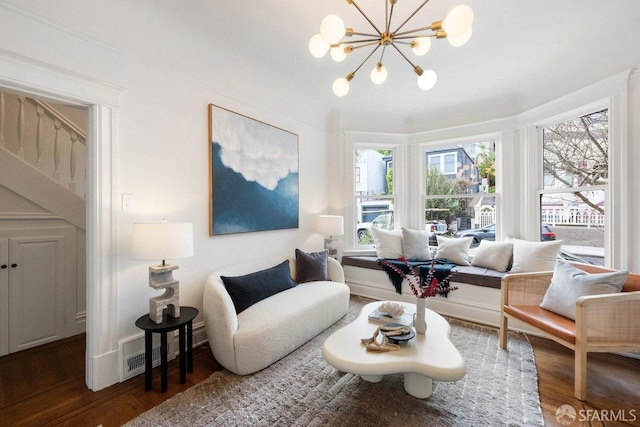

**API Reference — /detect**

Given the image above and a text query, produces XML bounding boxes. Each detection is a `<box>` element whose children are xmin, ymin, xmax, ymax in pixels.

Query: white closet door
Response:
<box><xmin>9</xmin><ymin>234</ymin><xmax>66</xmax><ymax>353</ymax></box>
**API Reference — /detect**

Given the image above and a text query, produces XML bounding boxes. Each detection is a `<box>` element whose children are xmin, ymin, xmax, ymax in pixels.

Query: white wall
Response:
<box><xmin>0</xmin><ymin>0</ymin><xmax>331</xmax><ymax>389</ymax></box>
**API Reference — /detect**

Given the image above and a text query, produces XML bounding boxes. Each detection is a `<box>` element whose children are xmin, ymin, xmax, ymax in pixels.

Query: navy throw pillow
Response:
<box><xmin>221</xmin><ymin>260</ymin><xmax>296</xmax><ymax>314</ymax></box>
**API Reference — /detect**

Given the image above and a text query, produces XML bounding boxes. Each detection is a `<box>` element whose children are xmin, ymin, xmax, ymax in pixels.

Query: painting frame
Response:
<box><xmin>208</xmin><ymin>104</ymin><xmax>299</xmax><ymax>236</ymax></box>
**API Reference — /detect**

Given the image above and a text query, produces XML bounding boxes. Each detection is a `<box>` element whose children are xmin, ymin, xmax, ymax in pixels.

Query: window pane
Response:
<box><xmin>355</xmin><ymin>149</ymin><xmax>392</xmax><ymax>196</ymax></box>
<box><xmin>541</xmin><ymin>109</ymin><xmax>607</xmax><ymax>266</ymax></box>
<box><xmin>427</xmin><ymin>196</ymin><xmax>496</xmax><ymax>239</ymax></box>
<box><xmin>425</xmin><ymin>141</ymin><xmax>495</xmax><ymax>196</ymax></box>
<box><xmin>425</xmin><ymin>141</ymin><xmax>496</xmax><ymax>239</ymax></box>
<box><xmin>540</xmin><ymin>191</ymin><xmax>604</xmax><ymax>264</ymax></box>
<box><xmin>443</xmin><ymin>153</ymin><xmax>456</xmax><ymax>175</ymax></box>
<box><xmin>543</xmin><ymin>109</ymin><xmax>608</xmax><ymax>190</ymax></box>
<box><xmin>356</xmin><ymin>196</ymin><xmax>394</xmax><ymax>245</ymax></box>
<box><xmin>355</xmin><ymin>148</ymin><xmax>394</xmax><ymax>246</ymax></box>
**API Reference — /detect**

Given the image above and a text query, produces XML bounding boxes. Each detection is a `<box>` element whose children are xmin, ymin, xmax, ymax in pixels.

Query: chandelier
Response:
<box><xmin>308</xmin><ymin>0</ymin><xmax>474</xmax><ymax>97</ymax></box>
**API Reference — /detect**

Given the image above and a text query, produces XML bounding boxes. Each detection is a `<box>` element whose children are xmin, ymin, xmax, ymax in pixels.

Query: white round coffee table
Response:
<box><xmin>322</xmin><ymin>300</ymin><xmax>466</xmax><ymax>398</ymax></box>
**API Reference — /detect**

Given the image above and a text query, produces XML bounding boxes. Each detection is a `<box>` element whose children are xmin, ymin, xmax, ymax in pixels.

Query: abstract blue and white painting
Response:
<box><xmin>209</xmin><ymin>104</ymin><xmax>299</xmax><ymax>235</ymax></box>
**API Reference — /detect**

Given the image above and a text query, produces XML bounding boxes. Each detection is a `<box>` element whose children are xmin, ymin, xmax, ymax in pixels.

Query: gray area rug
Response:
<box><xmin>125</xmin><ymin>296</ymin><xmax>543</xmax><ymax>426</ymax></box>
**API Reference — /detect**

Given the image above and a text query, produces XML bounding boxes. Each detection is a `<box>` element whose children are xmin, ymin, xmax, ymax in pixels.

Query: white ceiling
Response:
<box><xmin>193</xmin><ymin>0</ymin><xmax>640</xmax><ymax>133</ymax></box>
<box><xmin>18</xmin><ymin>0</ymin><xmax>640</xmax><ymax>133</ymax></box>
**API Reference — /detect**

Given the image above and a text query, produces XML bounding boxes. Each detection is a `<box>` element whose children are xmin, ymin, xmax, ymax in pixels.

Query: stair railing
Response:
<box><xmin>0</xmin><ymin>91</ymin><xmax>86</xmax><ymax>198</ymax></box>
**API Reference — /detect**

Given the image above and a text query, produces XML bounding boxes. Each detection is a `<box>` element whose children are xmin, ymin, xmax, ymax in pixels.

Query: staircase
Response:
<box><xmin>0</xmin><ymin>91</ymin><xmax>86</xmax><ymax>229</ymax></box>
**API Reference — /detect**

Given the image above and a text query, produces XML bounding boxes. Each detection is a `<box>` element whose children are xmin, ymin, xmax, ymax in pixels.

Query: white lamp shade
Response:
<box><xmin>417</xmin><ymin>69</ymin><xmax>437</xmax><ymax>91</ymax></box>
<box><xmin>320</xmin><ymin>14</ymin><xmax>345</xmax><ymax>45</ymax></box>
<box><xmin>370</xmin><ymin>63</ymin><xmax>387</xmax><ymax>84</ymax></box>
<box><xmin>309</xmin><ymin>34</ymin><xmax>329</xmax><ymax>58</ymax></box>
<box><xmin>330</xmin><ymin>45</ymin><xmax>347</xmax><ymax>62</ymax></box>
<box><xmin>443</xmin><ymin>5</ymin><xmax>474</xmax><ymax>38</ymax></box>
<box><xmin>448</xmin><ymin>27</ymin><xmax>473</xmax><ymax>47</ymax></box>
<box><xmin>411</xmin><ymin>36</ymin><xmax>432</xmax><ymax>56</ymax></box>
<box><xmin>332</xmin><ymin>77</ymin><xmax>350</xmax><ymax>97</ymax></box>
<box><xmin>317</xmin><ymin>215</ymin><xmax>344</xmax><ymax>236</ymax></box>
<box><xmin>131</xmin><ymin>222</ymin><xmax>194</xmax><ymax>261</ymax></box>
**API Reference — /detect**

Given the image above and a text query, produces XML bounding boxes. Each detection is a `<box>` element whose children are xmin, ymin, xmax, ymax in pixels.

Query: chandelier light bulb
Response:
<box><xmin>370</xmin><ymin>63</ymin><xmax>387</xmax><ymax>84</ymax></box>
<box><xmin>310</xmin><ymin>3</ymin><xmax>472</xmax><ymax>94</ymax></box>
<box><xmin>320</xmin><ymin>14</ymin><xmax>346</xmax><ymax>45</ymax></box>
<box><xmin>332</xmin><ymin>77</ymin><xmax>350</xmax><ymax>97</ymax></box>
<box><xmin>330</xmin><ymin>45</ymin><xmax>347</xmax><ymax>62</ymax></box>
<box><xmin>309</xmin><ymin>34</ymin><xmax>330</xmax><ymax>58</ymax></box>
<box><xmin>443</xmin><ymin>5</ymin><xmax>474</xmax><ymax>38</ymax></box>
<box><xmin>448</xmin><ymin>27</ymin><xmax>473</xmax><ymax>47</ymax></box>
<box><xmin>417</xmin><ymin>69</ymin><xmax>437</xmax><ymax>91</ymax></box>
<box><xmin>411</xmin><ymin>36</ymin><xmax>432</xmax><ymax>56</ymax></box>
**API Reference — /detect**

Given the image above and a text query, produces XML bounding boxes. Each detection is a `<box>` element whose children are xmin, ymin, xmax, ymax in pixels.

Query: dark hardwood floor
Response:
<box><xmin>1</xmin><ymin>331</ymin><xmax>638</xmax><ymax>426</ymax></box>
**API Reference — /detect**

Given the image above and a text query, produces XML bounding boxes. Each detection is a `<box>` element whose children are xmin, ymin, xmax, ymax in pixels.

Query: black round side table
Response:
<box><xmin>135</xmin><ymin>306</ymin><xmax>198</xmax><ymax>392</ymax></box>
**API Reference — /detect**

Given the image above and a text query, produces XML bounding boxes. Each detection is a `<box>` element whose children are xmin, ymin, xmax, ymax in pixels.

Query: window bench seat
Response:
<box><xmin>342</xmin><ymin>256</ymin><xmax>505</xmax><ymax>289</ymax></box>
<box><xmin>341</xmin><ymin>255</ymin><xmax>506</xmax><ymax>327</ymax></box>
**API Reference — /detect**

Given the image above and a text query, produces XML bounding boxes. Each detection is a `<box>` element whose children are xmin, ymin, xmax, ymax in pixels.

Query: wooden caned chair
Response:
<box><xmin>499</xmin><ymin>262</ymin><xmax>640</xmax><ymax>400</ymax></box>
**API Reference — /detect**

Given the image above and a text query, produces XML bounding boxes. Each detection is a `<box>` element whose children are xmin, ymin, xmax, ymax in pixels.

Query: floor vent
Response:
<box><xmin>124</xmin><ymin>346</ymin><xmax>161</xmax><ymax>378</ymax></box>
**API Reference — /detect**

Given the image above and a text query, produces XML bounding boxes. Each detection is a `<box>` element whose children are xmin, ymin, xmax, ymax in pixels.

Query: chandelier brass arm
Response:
<box><xmin>309</xmin><ymin>0</ymin><xmax>474</xmax><ymax>97</ymax></box>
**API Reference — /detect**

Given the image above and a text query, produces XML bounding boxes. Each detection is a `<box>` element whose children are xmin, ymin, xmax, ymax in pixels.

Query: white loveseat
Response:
<box><xmin>203</xmin><ymin>255</ymin><xmax>350</xmax><ymax>375</ymax></box>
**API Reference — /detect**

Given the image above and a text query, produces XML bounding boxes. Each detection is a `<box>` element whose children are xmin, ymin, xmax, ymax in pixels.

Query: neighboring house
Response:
<box><xmin>356</xmin><ymin>150</ymin><xmax>392</xmax><ymax>223</ymax></box>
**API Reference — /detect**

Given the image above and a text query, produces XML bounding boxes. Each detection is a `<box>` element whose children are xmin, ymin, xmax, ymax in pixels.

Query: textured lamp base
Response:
<box><xmin>324</xmin><ymin>238</ymin><xmax>338</xmax><ymax>259</ymax></box>
<box><xmin>149</xmin><ymin>264</ymin><xmax>181</xmax><ymax>324</ymax></box>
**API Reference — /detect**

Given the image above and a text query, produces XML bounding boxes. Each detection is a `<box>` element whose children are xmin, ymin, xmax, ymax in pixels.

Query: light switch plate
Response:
<box><xmin>122</xmin><ymin>194</ymin><xmax>135</xmax><ymax>209</ymax></box>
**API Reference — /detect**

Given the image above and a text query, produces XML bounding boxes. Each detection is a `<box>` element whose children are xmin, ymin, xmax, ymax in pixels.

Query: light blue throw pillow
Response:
<box><xmin>540</xmin><ymin>261</ymin><xmax>628</xmax><ymax>320</ymax></box>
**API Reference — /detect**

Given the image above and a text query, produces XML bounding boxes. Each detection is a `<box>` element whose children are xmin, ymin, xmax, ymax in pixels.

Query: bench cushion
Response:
<box><xmin>504</xmin><ymin>305</ymin><xmax>576</xmax><ymax>344</ymax></box>
<box><xmin>341</xmin><ymin>256</ymin><xmax>505</xmax><ymax>289</ymax></box>
<box><xmin>452</xmin><ymin>266</ymin><xmax>505</xmax><ymax>289</ymax></box>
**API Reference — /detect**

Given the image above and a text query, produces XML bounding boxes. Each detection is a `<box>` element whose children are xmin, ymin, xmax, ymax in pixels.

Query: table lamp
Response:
<box><xmin>317</xmin><ymin>215</ymin><xmax>344</xmax><ymax>258</ymax></box>
<box><xmin>132</xmin><ymin>221</ymin><xmax>194</xmax><ymax>323</ymax></box>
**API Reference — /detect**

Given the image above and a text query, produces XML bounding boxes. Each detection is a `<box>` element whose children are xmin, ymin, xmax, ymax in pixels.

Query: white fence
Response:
<box><xmin>477</xmin><ymin>206</ymin><xmax>494</xmax><ymax>228</ymax></box>
<box><xmin>541</xmin><ymin>207</ymin><xmax>604</xmax><ymax>227</ymax></box>
<box><xmin>471</xmin><ymin>205</ymin><xmax>604</xmax><ymax>229</ymax></box>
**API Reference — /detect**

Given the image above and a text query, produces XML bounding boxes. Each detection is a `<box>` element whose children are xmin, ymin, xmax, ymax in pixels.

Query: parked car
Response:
<box><xmin>453</xmin><ymin>224</ymin><xmax>556</xmax><ymax>244</ymax></box>
<box><xmin>453</xmin><ymin>223</ymin><xmax>496</xmax><ymax>244</ymax></box>
<box><xmin>557</xmin><ymin>248</ymin><xmax>594</xmax><ymax>264</ymax></box>
<box><xmin>357</xmin><ymin>212</ymin><xmax>393</xmax><ymax>239</ymax></box>
<box><xmin>540</xmin><ymin>225</ymin><xmax>556</xmax><ymax>241</ymax></box>
<box><xmin>357</xmin><ymin>213</ymin><xmax>447</xmax><ymax>241</ymax></box>
<box><xmin>427</xmin><ymin>220</ymin><xmax>448</xmax><ymax>234</ymax></box>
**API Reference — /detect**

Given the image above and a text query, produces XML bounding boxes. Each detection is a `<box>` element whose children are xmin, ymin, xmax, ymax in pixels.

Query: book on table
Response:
<box><xmin>368</xmin><ymin>308</ymin><xmax>414</xmax><ymax>327</ymax></box>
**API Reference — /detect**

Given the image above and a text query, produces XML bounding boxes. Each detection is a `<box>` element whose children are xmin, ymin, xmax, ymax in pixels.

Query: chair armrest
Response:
<box><xmin>501</xmin><ymin>271</ymin><xmax>554</xmax><ymax>306</ymax></box>
<box><xmin>203</xmin><ymin>273</ymin><xmax>240</xmax><ymax>371</ymax></box>
<box><xmin>328</xmin><ymin>257</ymin><xmax>345</xmax><ymax>283</ymax></box>
<box><xmin>576</xmin><ymin>291</ymin><xmax>640</xmax><ymax>347</ymax></box>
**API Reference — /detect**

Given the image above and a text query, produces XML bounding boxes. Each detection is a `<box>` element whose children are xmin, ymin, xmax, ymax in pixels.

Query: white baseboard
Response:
<box><xmin>89</xmin><ymin>349</ymin><xmax>119</xmax><ymax>391</ymax></box>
